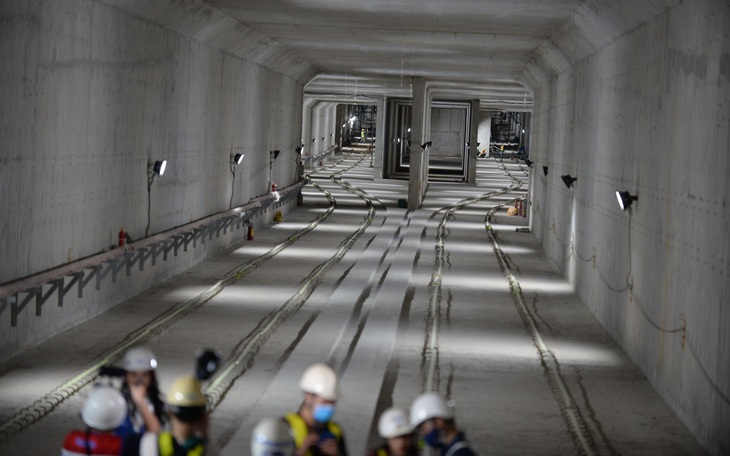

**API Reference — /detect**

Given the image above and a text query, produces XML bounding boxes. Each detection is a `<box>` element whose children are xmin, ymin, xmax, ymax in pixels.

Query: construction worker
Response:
<box><xmin>122</xmin><ymin>375</ymin><xmax>208</xmax><ymax>456</ymax></box>
<box><xmin>410</xmin><ymin>392</ymin><xmax>475</xmax><ymax>456</ymax></box>
<box><xmin>62</xmin><ymin>385</ymin><xmax>127</xmax><ymax>455</ymax></box>
<box><xmin>284</xmin><ymin>363</ymin><xmax>348</xmax><ymax>456</ymax></box>
<box><xmin>368</xmin><ymin>408</ymin><xmax>418</xmax><ymax>456</ymax></box>
<box><xmin>251</xmin><ymin>417</ymin><xmax>295</xmax><ymax>456</ymax></box>
<box><xmin>117</xmin><ymin>347</ymin><xmax>165</xmax><ymax>439</ymax></box>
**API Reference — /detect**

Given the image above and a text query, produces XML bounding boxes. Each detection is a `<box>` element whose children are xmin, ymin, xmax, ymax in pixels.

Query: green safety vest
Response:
<box><xmin>157</xmin><ymin>432</ymin><xmax>205</xmax><ymax>456</ymax></box>
<box><xmin>284</xmin><ymin>413</ymin><xmax>343</xmax><ymax>456</ymax></box>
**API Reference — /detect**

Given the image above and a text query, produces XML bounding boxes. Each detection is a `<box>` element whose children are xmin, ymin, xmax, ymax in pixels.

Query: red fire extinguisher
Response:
<box><xmin>118</xmin><ymin>228</ymin><xmax>126</xmax><ymax>247</ymax></box>
<box><xmin>271</xmin><ymin>183</ymin><xmax>277</xmax><ymax>192</ymax></box>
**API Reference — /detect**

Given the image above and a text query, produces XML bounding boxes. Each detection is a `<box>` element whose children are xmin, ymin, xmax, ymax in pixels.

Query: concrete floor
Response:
<box><xmin>0</xmin><ymin>155</ymin><xmax>705</xmax><ymax>455</ymax></box>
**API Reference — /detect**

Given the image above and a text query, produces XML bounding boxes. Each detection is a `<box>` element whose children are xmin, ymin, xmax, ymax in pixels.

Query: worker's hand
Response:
<box><xmin>318</xmin><ymin>437</ymin><xmax>339</xmax><ymax>456</ymax></box>
<box><xmin>296</xmin><ymin>433</ymin><xmax>320</xmax><ymax>456</ymax></box>
<box><xmin>129</xmin><ymin>381</ymin><xmax>148</xmax><ymax>407</ymax></box>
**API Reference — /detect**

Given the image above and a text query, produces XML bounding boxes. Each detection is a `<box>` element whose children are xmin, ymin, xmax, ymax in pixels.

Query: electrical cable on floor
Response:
<box><xmin>205</xmin><ymin>155</ymin><xmax>374</xmax><ymax>409</ymax></box>
<box><xmin>0</xmin><ymin>157</ymin><xmax>368</xmax><ymax>443</ymax></box>
<box><xmin>422</xmin><ymin>159</ymin><xmax>524</xmax><ymax>393</ymax></box>
<box><xmin>485</xmin><ymin>201</ymin><xmax>598</xmax><ymax>456</ymax></box>
<box><xmin>529</xmin><ymin>182</ymin><xmax>730</xmax><ymax>409</ymax></box>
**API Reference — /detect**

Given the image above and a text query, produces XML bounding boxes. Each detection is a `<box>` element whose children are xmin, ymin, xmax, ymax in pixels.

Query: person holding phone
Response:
<box><xmin>284</xmin><ymin>363</ymin><xmax>348</xmax><ymax>456</ymax></box>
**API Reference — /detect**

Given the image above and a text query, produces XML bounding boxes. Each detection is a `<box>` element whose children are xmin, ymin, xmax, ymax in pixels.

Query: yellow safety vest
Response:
<box><xmin>284</xmin><ymin>413</ymin><xmax>343</xmax><ymax>456</ymax></box>
<box><xmin>157</xmin><ymin>432</ymin><xmax>205</xmax><ymax>456</ymax></box>
<box><xmin>376</xmin><ymin>448</ymin><xmax>388</xmax><ymax>456</ymax></box>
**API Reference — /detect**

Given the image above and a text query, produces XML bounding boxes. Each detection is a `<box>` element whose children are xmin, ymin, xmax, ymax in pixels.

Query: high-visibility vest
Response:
<box><xmin>139</xmin><ymin>432</ymin><xmax>205</xmax><ymax>456</ymax></box>
<box><xmin>284</xmin><ymin>413</ymin><xmax>343</xmax><ymax>455</ymax></box>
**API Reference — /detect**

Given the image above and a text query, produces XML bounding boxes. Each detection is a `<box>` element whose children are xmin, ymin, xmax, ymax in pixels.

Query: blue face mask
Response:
<box><xmin>423</xmin><ymin>428</ymin><xmax>442</xmax><ymax>448</ymax></box>
<box><xmin>313</xmin><ymin>404</ymin><xmax>336</xmax><ymax>423</ymax></box>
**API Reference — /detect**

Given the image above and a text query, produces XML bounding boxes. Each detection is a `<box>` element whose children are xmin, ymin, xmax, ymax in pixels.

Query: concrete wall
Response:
<box><xmin>301</xmin><ymin>99</ymin><xmax>337</xmax><ymax>161</ymax></box>
<box><xmin>477</xmin><ymin>110</ymin><xmax>491</xmax><ymax>154</ymax></box>
<box><xmin>0</xmin><ymin>0</ymin><xmax>304</xmax><ymax>358</ymax></box>
<box><xmin>430</xmin><ymin>107</ymin><xmax>466</xmax><ymax>158</ymax></box>
<box><xmin>0</xmin><ymin>0</ymin><xmax>304</xmax><ymax>284</ymax></box>
<box><xmin>528</xmin><ymin>1</ymin><xmax>729</xmax><ymax>453</ymax></box>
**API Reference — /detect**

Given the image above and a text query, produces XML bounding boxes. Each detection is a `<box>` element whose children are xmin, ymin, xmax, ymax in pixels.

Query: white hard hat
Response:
<box><xmin>123</xmin><ymin>347</ymin><xmax>157</xmax><ymax>372</ymax></box>
<box><xmin>299</xmin><ymin>363</ymin><xmax>338</xmax><ymax>401</ymax></box>
<box><xmin>81</xmin><ymin>386</ymin><xmax>127</xmax><ymax>431</ymax></box>
<box><xmin>410</xmin><ymin>392</ymin><xmax>454</xmax><ymax>427</ymax></box>
<box><xmin>251</xmin><ymin>417</ymin><xmax>295</xmax><ymax>456</ymax></box>
<box><xmin>378</xmin><ymin>407</ymin><xmax>413</xmax><ymax>439</ymax></box>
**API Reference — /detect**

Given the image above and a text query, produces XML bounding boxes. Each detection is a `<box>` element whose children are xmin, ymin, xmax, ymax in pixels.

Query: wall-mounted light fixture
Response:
<box><xmin>616</xmin><ymin>191</ymin><xmax>638</xmax><ymax>211</ymax></box>
<box><xmin>561</xmin><ymin>174</ymin><xmax>577</xmax><ymax>188</ymax></box>
<box><xmin>312</xmin><ymin>138</ymin><xmax>317</xmax><ymax>143</ymax></box>
<box><xmin>232</xmin><ymin>153</ymin><xmax>244</xmax><ymax>165</ymax></box>
<box><xmin>420</xmin><ymin>141</ymin><xmax>432</xmax><ymax>150</ymax></box>
<box><xmin>524</xmin><ymin>159</ymin><xmax>533</xmax><ymax>167</ymax></box>
<box><xmin>295</xmin><ymin>146</ymin><xmax>303</xmax><ymax>155</ymax></box>
<box><xmin>270</xmin><ymin>150</ymin><xmax>281</xmax><ymax>160</ymax></box>
<box><xmin>543</xmin><ymin>166</ymin><xmax>548</xmax><ymax>176</ymax></box>
<box><xmin>152</xmin><ymin>160</ymin><xmax>167</xmax><ymax>176</ymax></box>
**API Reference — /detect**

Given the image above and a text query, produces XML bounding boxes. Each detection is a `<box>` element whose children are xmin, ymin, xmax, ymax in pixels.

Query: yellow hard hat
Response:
<box><xmin>166</xmin><ymin>375</ymin><xmax>206</xmax><ymax>407</ymax></box>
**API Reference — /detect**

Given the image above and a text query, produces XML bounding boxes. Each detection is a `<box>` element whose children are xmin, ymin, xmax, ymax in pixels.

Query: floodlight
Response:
<box><xmin>232</xmin><ymin>153</ymin><xmax>244</xmax><ymax>165</ymax></box>
<box><xmin>153</xmin><ymin>160</ymin><xmax>167</xmax><ymax>176</ymax></box>
<box><xmin>543</xmin><ymin>166</ymin><xmax>548</xmax><ymax>176</ymax></box>
<box><xmin>616</xmin><ymin>191</ymin><xmax>638</xmax><ymax>211</ymax></box>
<box><xmin>524</xmin><ymin>159</ymin><xmax>533</xmax><ymax>167</ymax></box>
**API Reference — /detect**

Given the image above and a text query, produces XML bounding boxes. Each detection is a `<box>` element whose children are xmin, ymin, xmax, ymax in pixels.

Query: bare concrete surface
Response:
<box><xmin>0</xmin><ymin>157</ymin><xmax>705</xmax><ymax>455</ymax></box>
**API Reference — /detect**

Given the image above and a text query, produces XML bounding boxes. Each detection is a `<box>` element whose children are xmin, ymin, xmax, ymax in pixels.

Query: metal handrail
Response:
<box><xmin>0</xmin><ymin>181</ymin><xmax>306</xmax><ymax>327</ymax></box>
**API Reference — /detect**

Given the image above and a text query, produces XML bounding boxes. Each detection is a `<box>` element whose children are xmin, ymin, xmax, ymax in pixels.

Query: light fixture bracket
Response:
<box><xmin>561</xmin><ymin>174</ymin><xmax>576</xmax><ymax>188</ymax></box>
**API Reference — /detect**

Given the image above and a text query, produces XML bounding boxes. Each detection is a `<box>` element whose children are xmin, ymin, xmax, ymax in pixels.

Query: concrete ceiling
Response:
<box><xmin>108</xmin><ymin>0</ymin><xmax>681</xmax><ymax>110</ymax></box>
<box><xmin>206</xmin><ymin>0</ymin><xmax>582</xmax><ymax>108</ymax></box>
